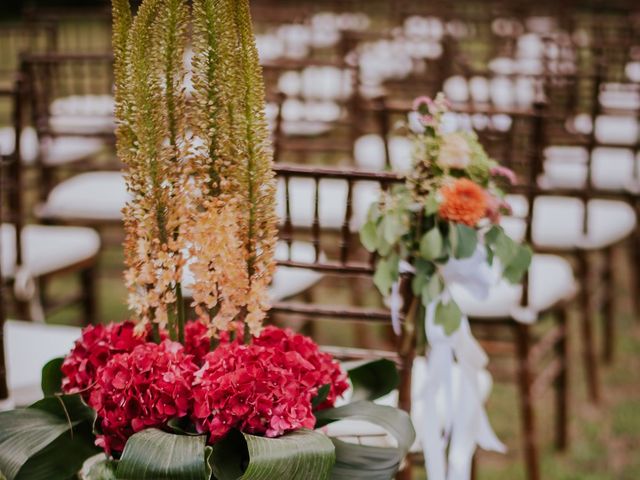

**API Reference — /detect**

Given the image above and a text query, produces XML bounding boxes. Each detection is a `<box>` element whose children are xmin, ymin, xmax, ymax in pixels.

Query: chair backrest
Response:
<box><xmin>266</xmin><ymin>57</ymin><xmax>363</xmax><ymax>165</ymax></box>
<box><xmin>270</xmin><ymin>163</ymin><xmax>416</xmax><ymax>410</ymax></box>
<box><xmin>23</xmin><ymin>5</ymin><xmax>113</xmax><ymax>54</ymax></box>
<box><xmin>0</xmin><ymin>22</ymin><xmax>55</xmax><ymax>87</ymax></box>
<box><xmin>20</xmin><ymin>52</ymin><xmax>116</xmax><ymax>142</ymax></box>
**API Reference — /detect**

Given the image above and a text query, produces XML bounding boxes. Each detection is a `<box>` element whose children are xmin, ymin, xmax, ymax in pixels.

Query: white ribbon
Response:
<box><xmin>390</xmin><ymin>248</ymin><xmax>506</xmax><ymax>480</ymax></box>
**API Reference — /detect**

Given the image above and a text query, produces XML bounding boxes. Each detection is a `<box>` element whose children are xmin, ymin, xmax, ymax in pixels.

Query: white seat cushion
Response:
<box><xmin>541</xmin><ymin>146</ymin><xmax>640</xmax><ymax>192</ymax></box>
<box><xmin>276</xmin><ymin>176</ymin><xmax>380</xmax><ymax>231</ymax></box>
<box><xmin>594</xmin><ymin>115</ymin><xmax>639</xmax><ymax>145</ymax></box>
<box><xmin>0</xmin><ymin>126</ymin><xmax>105</xmax><ymax>166</ymax></box>
<box><xmin>4</xmin><ymin>320</ymin><xmax>82</xmax><ymax>406</ymax></box>
<box><xmin>1</xmin><ymin>223</ymin><xmax>100</xmax><ymax>278</ymax></box>
<box><xmin>181</xmin><ymin>241</ymin><xmax>323</xmax><ymax>302</ymax></box>
<box><xmin>40</xmin><ymin>171</ymin><xmax>130</xmax><ymax>221</ymax></box>
<box><xmin>353</xmin><ymin>134</ymin><xmax>412</xmax><ymax>172</ymax></box>
<box><xmin>451</xmin><ymin>254</ymin><xmax>576</xmax><ymax>318</ymax></box>
<box><xmin>502</xmin><ymin>195</ymin><xmax>637</xmax><ymax>250</ymax></box>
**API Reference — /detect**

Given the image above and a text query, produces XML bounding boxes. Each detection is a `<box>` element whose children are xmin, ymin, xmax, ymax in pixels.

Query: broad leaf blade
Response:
<box><xmin>343</xmin><ymin>359</ymin><xmax>399</xmax><ymax>402</ymax></box>
<box><xmin>0</xmin><ymin>407</ymin><xmax>97</xmax><ymax>480</ymax></box>
<box><xmin>211</xmin><ymin>429</ymin><xmax>335</xmax><ymax>480</ymax></box>
<box><xmin>315</xmin><ymin>401</ymin><xmax>415</xmax><ymax>480</ymax></box>
<box><xmin>41</xmin><ymin>357</ymin><xmax>64</xmax><ymax>397</ymax></box>
<box><xmin>116</xmin><ymin>429</ymin><xmax>211</xmax><ymax>480</ymax></box>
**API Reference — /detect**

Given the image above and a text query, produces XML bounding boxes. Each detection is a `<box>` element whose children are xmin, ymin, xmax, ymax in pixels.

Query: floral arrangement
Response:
<box><xmin>361</xmin><ymin>94</ymin><xmax>531</xmax><ymax>335</ymax></box>
<box><xmin>359</xmin><ymin>94</ymin><xmax>532</xmax><ymax>479</ymax></box>
<box><xmin>0</xmin><ymin>1</ymin><xmax>414</xmax><ymax>479</ymax></box>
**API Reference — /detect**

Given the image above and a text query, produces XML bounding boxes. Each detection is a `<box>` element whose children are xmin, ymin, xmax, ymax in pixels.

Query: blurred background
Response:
<box><xmin>1</xmin><ymin>1</ymin><xmax>639</xmax><ymax>479</ymax></box>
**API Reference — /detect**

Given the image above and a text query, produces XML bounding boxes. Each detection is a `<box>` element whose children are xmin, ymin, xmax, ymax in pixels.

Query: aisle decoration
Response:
<box><xmin>0</xmin><ymin>1</ymin><xmax>414</xmax><ymax>479</ymax></box>
<box><xmin>360</xmin><ymin>94</ymin><xmax>532</xmax><ymax>480</ymax></box>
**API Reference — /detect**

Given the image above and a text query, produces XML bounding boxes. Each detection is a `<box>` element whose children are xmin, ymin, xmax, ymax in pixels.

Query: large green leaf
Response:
<box><xmin>210</xmin><ymin>429</ymin><xmax>335</xmax><ymax>480</ymax></box>
<box><xmin>315</xmin><ymin>401</ymin><xmax>415</xmax><ymax>480</ymax></box>
<box><xmin>343</xmin><ymin>359</ymin><xmax>399</xmax><ymax>402</ymax></box>
<box><xmin>41</xmin><ymin>357</ymin><xmax>64</xmax><ymax>397</ymax></box>
<box><xmin>0</xmin><ymin>401</ymin><xmax>98</xmax><ymax>480</ymax></box>
<box><xmin>419</xmin><ymin>227</ymin><xmax>443</xmax><ymax>260</ymax></box>
<box><xmin>116</xmin><ymin>429</ymin><xmax>212</xmax><ymax>480</ymax></box>
<box><xmin>450</xmin><ymin>224</ymin><xmax>477</xmax><ymax>259</ymax></box>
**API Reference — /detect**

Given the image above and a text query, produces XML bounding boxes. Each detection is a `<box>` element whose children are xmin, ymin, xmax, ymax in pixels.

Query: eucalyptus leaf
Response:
<box><xmin>424</xmin><ymin>194</ymin><xmax>439</xmax><ymax>216</ymax></box>
<box><xmin>116</xmin><ymin>429</ymin><xmax>211</xmax><ymax>480</ymax></box>
<box><xmin>421</xmin><ymin>274</ymin><xmax>443</xmax><ymax>307</ymax></box>
<box><xmin>211</xmin><ymin>429</ymin><xmax>334</xmax><ymax>480</ymax></box>
<box><xmin>435</xmin><ymin>299</ymin><xmax>463</xmax><ymax>335</ymax></box>
<box><xmin>452</xmin><ymin>224</ymin><xmax>477</xmax><ymax>259</ymax></box>
<box><xmin>359</xmin><ymin>221</ymin><xmax>378</xmax><ymax>252</ymax></box>
<box><xmin>502</xmin><ymin>245</ymin><xmax>533</xmax><ymax>283</ymax></box>
<box><xmin>419</xmin><ymin>227</ymin><xmax>443</xmax><ymax>260</ymax></box>
<box><xmin>315</xmin><ymin>402</ymin><xmax>415</xmax><ymax>480</ymax></box>
<box><xmin>41</xmin><ymin>357</ymin><xmax>64</xmax><ymax>397</ymax></box>
<box><xmin>373</xmin><ymin>256</ymin><xmax>399</xmax><ymax>296</ymax></box>
<box><xmin>344</xmin><ymin>359</ymin><xmax>399</xmax><ymax>402</ymax></box>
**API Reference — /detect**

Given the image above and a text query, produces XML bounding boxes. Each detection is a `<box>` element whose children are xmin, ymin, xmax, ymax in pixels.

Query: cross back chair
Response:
<box><xmin>19</xmin><ymin>52</ymin><xmax>126</xmax><ymax>229</ymax></box>
<box><xmin>365</xmin><ymin>95</ymin><xmax>576</xmax><ymax>480</ymax></box>
<box><xmin>270</xmin><ymin>101</ymin><xmax>574</xmax><ymax>480</ymax></box>
<box><xmin>0</xmin><ymin>92</ymin><xmax>101</xmax><ymax>326</ymax></box>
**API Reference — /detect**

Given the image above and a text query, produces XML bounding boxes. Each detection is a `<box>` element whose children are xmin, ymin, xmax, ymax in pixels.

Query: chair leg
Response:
<box><xmin>577</xmin><ymin>251</ymin><xmax>600</xmax><ymax>403</ymax></box>
<box><xmin>633</xmin><ymin>222</ymin><xmax>640</xmax><ymax>320</ymax></box>
<box><xmin>515</xmin><ymin>323</ymin><xmax>540</xmax><ymax>480</ymax></box>
<box><xmin>80</xmin><ymin>265</ymin><xmax>98</xmax><ymax>325</ymax></box>
<box><xmin>554</xmin><ymin>308</ymin><xmax>569</xmax><ymax>451</ymax></box>
<box><xmin>602</xmin><ymin>247</ymin><xmax>615</xmax><ymax>364</ymax></box>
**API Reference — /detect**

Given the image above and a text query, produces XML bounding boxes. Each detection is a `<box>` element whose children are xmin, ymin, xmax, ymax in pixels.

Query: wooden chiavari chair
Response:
<box><xmin>367</xmin><ymin>96</ymin><xmax>576</xmax><ymax>480</ymax></box>
<box><xmin>274</xmin><ymin>107</ymin><xmax>574</xmax><ymax>480</ymax></box>
<box><xmin>0</xmin><ymin>83</ymin><xmax>101</xmax><ymax>325</ymax></box>
<box><xmin>19</xmin><ymin>52</ymin><xmax>126</xmax><ymax>229</ymax></box>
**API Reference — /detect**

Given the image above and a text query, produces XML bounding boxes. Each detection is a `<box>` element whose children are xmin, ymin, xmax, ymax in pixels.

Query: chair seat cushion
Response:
<box><xmin>182</xmin><ymin>241</ymin><xmax>323</xmax><ymax>302</ymax></box>
<box><xmin>40</xmin><ymin>171</ymin><xmax>130</xmax><ymax>222</ymax></box>
<box><xmin>502</xmin><ymin>195</ymin><xmax>637</xmax><ymax>250</ymax></box>
<box><xmin>450</xmin><ymin>254</ymin><xmax>576</xmax><ymax>318</ymax></box>
<box><xmin>1</xmin><ymin>223</ymin><xmax>100</xmax><ymax>278</ymax></box>
<box><xmin>275</xmin><ymin>175</ymin><xmax>380</xmax><ymax>231</ymax></box>
<box><xmin>4</xmin><ymin>320</ymin><xmax>82</xmax><ymax>405</ymax></box>
<box><xmin>0</xmin><ymin>126</ymin><xmax>105</xmax><ymax>166</ymax></box>
<box><xmin>540</xmin><ymin>146</ymin><xmax>640</xmax><ymax>192</ymax></box>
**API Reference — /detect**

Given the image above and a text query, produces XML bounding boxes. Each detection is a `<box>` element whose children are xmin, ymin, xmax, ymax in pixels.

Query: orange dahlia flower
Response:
<box><xmin>438</xmin><ymin>178</ymin><xmax>487</xmax><ymax>226</ymax></box>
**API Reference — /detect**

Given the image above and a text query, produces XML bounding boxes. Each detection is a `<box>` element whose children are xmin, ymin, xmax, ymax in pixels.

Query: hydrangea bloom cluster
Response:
<box><xmin>254</xmin><ymin>326</ymin><xmax>349</xmax><ymax>410</ymax></box>
<box><xmin>191</xmin><ymin>342</ymin><xmax>316</xmax><ymax>442</ymax></box>
<box><xmin>61</xmin><ymin>321</ymin><xmax>150</xmax><ymax>398</ymax></box>
<box><xmin>89</xmin><ymin>341</ymin><xmax>197</xmax><ymax>455</ymax></box>
<box><xmin>60</xmin><ymin>321</ymin><xmax>349</xmax><ymax>456</ymax></box>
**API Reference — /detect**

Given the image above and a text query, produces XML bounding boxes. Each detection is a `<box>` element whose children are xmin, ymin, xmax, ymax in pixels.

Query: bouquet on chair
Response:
<box><xmin>0</xmin><ymin>1</ymin><xmax>414</xmax><ymax>479</ymax></box>
<box><xmin>360</xmin><ymin>94</ymin><xmax>532</xmax><ymax>479</ymax></box>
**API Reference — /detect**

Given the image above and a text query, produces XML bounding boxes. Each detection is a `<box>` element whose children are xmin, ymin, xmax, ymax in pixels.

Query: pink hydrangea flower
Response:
<box><xmin>253</xmin><ymin>326</ymin><xmax>349</xmax><ymax>410</ymax></box>
<box><xmin>191</xmin><ymin>342</ymin><xmax>316</xmax><ymax>443</ymax></box>
<box><xmin>89</xmin><ymin>340</ymin><xmax>197</xmax><ymax>455</ymax></box>
<box><xmin>61</xmin><ymin>321</ymin><xmax>151</xmax><ymax>398</ymax></box>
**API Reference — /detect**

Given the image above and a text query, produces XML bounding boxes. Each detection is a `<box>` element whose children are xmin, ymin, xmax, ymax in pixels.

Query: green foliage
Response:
<box><xmin>435</xmin><ymin>299</ymin><xmax>463</xmax><ymax>335</ymax></box>
<box><xmin>420</xmin><ymin>226</ymin><xmax>443</xmax><ymax>260</ymax></box>
<box><xmin>485</xmin><ymin>226</ymin><xmax>532</xmax><ymax>283</ymax></box>
<box><xmin>450</xmin><ymin>223</ymin><xmax>478</xmax><ymax>259</ymax></box>
<box><xmin>344</xmin><ymin>358</ymin><xmax>400</xmax><ymax>402</ymax></box>
<box><xmin>210</xmin><ymin>429</ymin><xmax>335</xmax><ymax>480</ymax></box>
<box><xmin>315</xmin><ymin>402</ymin><xmax>416</xmax><ymax>480</ymax></box>
<box><xmin>40</xmin><ymin>357</ymin><xmax>64</xmax><ymax>397</ymax></box>
<box><xmin>116</xmin><ymin>429</ymin><xmax>212</xmax><ymax>480</ymax></box>
<box><xmin>0</xmin><ymin>395</ymin><xmax>99</xmax><ymax>480</ymax></box>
